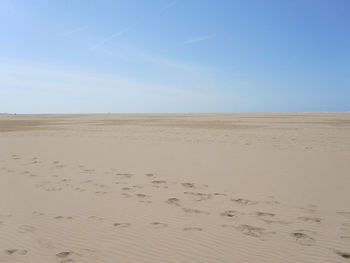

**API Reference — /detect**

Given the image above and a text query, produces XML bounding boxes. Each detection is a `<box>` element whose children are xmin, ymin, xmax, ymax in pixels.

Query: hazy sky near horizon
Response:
<box><xmin>0</xmin><ymin>0</ymin><xmax>349</xmax><ymax>113</ymax></box>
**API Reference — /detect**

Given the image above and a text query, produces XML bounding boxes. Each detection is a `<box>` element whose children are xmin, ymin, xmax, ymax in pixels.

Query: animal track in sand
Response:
<box><xmin>4</xmin><ymin>249</ymin><xmax>27</xmax><ymax>255</ymax></box>
<box><xmin>184</xmin><ymin>191</ymin><xmax>212</xmax><ymax>201</ymax></box>
<box><xmin>298</xmin><ymin>216</ymin><xmax>322</xmax><ymax>223</ymax></box>
<box><xmin>150</xmin><ymin>222</ymin><xmax>168</xmax><ymax>229</ymax></box>
<box><xmin>231</xmin><ymin>198</ymin><xmax>258</xmax><ymax>205</ymax></box>
<box><xmin>183</xmin><ymin>227</ymin><xmax>202</xmax><ymax>231</ymax></box>
<box><xmin>222</xmin><ymin>224</ymin><xmax>275</xmax><ymax>240</ymax></box>
<box><xmin>182</xmin><ymin>208</ymin><xmax>210</xmax><ymax>215</ymax></box>
<box><xmin>113</xmin><ymin>223</ymin><xmax>131</xmax><ymax>228</ymax></box>
<box><xmin>292</xmin><ymin>232</ymin><xmax>315</xmax><ymax>246</ymax></box>
<box><xmin>166</xmin><ymin>198</ymin><xmax>180</xmax><ymax>206</ymax></box>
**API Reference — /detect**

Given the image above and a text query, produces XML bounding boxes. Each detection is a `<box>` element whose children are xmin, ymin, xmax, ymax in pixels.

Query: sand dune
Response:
<box><xmin>0</xmin><ymin>113</ymin><xmax>349</xmax><ymax>262</ymax></box>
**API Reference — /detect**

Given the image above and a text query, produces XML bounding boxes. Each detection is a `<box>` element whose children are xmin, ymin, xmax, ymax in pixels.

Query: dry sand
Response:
<box><xmin>0</xmin><ymin>113</ymin><xmax>349</xmax><ymax>262</ymax></box>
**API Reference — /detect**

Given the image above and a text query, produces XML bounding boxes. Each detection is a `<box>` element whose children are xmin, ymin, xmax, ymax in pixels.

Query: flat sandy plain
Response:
<box><xmin>0</xmin><ymin>113</ymin><xmax>349</xmax><ymax>263</ymax></box>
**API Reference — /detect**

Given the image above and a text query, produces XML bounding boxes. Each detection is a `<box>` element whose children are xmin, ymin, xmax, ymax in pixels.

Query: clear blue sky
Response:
<box><xmin>0</xmin><ymin>0</ymin><xmax>349</xmax><ymax>113</ymax></box>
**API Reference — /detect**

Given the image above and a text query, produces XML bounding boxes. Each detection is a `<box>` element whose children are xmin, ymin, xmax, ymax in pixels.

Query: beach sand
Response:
<box><xmin>0</xmin><ymin>113</ymin><xmax>349</xmax><ymax>262</ymax></box>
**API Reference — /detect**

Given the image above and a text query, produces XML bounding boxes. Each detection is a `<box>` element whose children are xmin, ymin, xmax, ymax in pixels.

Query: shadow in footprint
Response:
<box><xmin>182</xmin><ymin>208</ymin><xmax>210</xmax><ymax>215</ymax></box>
<box><xmin>150</xmin><ymin>222</ymin><xmax>168</xmax><ymax>229</ymax></box>
<box><xmin>292</xmin><ymin>232</ymin><xmax>315</xmax><ymax>246</ymax></box>
<box><xmin>183</xmin><ymin>227</ymin><xmax>202</xmax><ymax>231</ymax></box>
<box><xmin>5</xmin><ymin>249</ymin><xmax>27</xmax><ymax>255</ymax></box>
<box><xmin>335</xmin><ymin>250</ymin><xmax>350</xmax><ymax>259</ymax></box>
<box><xmin>166</xmin><ymin>198</ymin><xmax>180</xmax><ymax>206</ymax></box>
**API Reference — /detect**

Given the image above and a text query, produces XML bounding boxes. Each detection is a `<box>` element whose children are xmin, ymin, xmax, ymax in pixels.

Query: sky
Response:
<box><xmin>0</xmin><ymin>0</ymin><xmax>349</xmax><ymax>113</ymax></box>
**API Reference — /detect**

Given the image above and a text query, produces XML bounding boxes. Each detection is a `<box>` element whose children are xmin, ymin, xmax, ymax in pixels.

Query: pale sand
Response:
<box><xmin>0</xmin><ymin>113</ymin><xmax>349</xmax><ymax>262</ymax></box>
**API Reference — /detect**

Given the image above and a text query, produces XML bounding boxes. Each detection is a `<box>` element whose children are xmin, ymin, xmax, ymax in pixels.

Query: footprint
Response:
<box><xmin>184</xmin><ymin>191</ymin><xmax>212</xmax><ymax>201</ymax></box>
<box><xmin>221</xmin><ymin>210</ymin><xmax>240</xmax><ymax>219</ymax></box>
<box><xmin>145</xmin><ymin>173</ymin><xmax>154</xmax><ymax>177</ymax></box>
<box><xmin>88</xmin><ymin>216</ymin><xmax>104</xmax><ymax>221</ymax></box>
<box><xmin>183</xmin><ymin>227</ymin><xmax>202</xmax><ymax>231</ymax></box>
<box><xmin>18</xmin><ymin>225</ymin><xmax>35</xmax><ymax>233</ymax></box>
<box><xmin>292</xmin><ymin>232</ymin><xmax>315</xmax><ymax>246</ymax></box>
<box><xmin>74</xmin><ymin>187</ymin><xmax>85</xmax><ymax>192</ymax></box>
<box><xmin>223</xmin><ymin>224</ymin><xmax>274</xmax><ymax>240</ymax></box>
<box><xmin>152</xmin><ymin>180</ymin><xmax>167</xmax><ymax>184</ymax></box>
<box><xmin>113</xmin><ymin>223</ymin><xmax>130</xmax><ymax>228</ymax></box>
<box><xmin>181</xmin><ymin>183</ymin><xmax>195</xmax><ymax>188</ymax></box>
<box><xmin>231</xmin><ymin>198</ymin><xmax>257</xmax><ymax>205</ymax></box>
<box><xmin>262</xmin><ymin>219</ymin><xmax>289</xmax><ymax>225</ymax></box>
<box><xmin>135</xmin><ymin>193</ymin><xmax>148</xmax><ymax>198</ymax></box>
<box><xmin>121</xmin><ymin>193</ymin><xmax>132</xmax><ymax>198</ymax></box>
<box><xmin>166</xmin><ymin>198</ymin><xmax>180</xmax><ymax>206</ymax></box>
<box><xmin>182</xmin><ymin>208</ymin><xmax>210</xmax><ymax>215</ymax></box>
<box><xmin>95</xmin><ymin>191</ymin><xmax>108</xmax><ymax>196</ymax></box>
<box><xmin>256</xmin><ymin>211</ymin><xmax>275</xmax><ymax>217</ymax></box>
<box><xmin>33</xmin><ymin>211</ymin><xmax>44</xmax><ymax>216</ymax></box>
<box><xmin>213</xmin><ymin>192</ymin><xmax>227</xmax><ymax>196</ymax></box>
<box><xmin>81</xmin><ymin>180</ymin><xmax>93</xmax><ymax>184</ymax></box>
<box><xmin>56</xmin><ymin>251</ymin><xmax>73</xmax><ymax>258</ymax></box>
<box><xmin>4</xmin><ymin>249</ymin><xmax>27</xmax><ymax>255</ymax></box>
<box><xmin>150</xmin><ymin>222</ymin><xmax>167</xmax><ymax>229</ymax></box>
<box><xmin>54</xmin><ymin>216</ymin><xmax>73</xmax><ymax>220</ymax></box>
<box><xmin>298</xmin><ymin>216</ymin><xmax>322</xmax><ymax>223</ymax></box>
<box><xmin>116</xmin><ymin>173</ymin><xmax>133</xmax><ymax>178</ymax></box>
<box><xmin>338</xmin><ymin>211</ymin><xmax>350</xmax><ymax>216</ymax></box>
<box><xmin>335</xmin><ymin>250</ymin><xmax>350</xmax><ymax>259</ymax></box>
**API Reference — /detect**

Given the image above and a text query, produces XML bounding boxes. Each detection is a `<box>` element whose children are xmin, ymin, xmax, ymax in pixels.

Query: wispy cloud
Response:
<box><xmin>63</xmin><ymin>26</ymin><xmax>86</xmax><ymax>36</ymax></box>
<box><xmin>90</xmin><ymin>23</ymin><xmax>137</xmax><ymax>50</ymax></box>
<box><xmin>91</xmin><ymin>0</ymin><xmax>181</xmax><ymax>50</ymax></box>
<box><xmin>183</xmin><ymin>34</ymin><xmax>216</xmax><ymax>45</ymax></box>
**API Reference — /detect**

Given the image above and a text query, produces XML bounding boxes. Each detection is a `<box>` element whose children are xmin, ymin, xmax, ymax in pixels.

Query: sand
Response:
<box><xmin>0</xmin><ymin>113</ymin><xmax>349</xmax><ymax>262</ymax></box>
